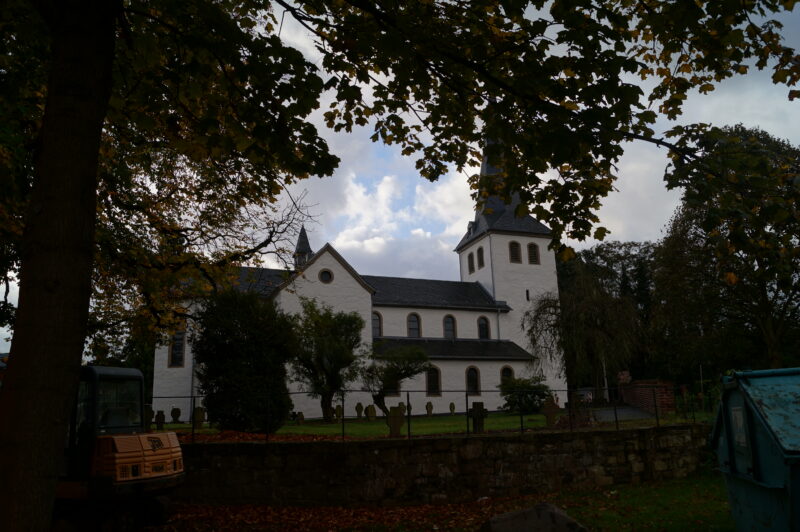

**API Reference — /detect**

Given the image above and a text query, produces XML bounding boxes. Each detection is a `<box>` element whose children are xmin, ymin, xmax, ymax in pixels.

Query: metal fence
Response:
<box><xmin>151</xmin><ymin>383</ymin><xmax>717</xmax><ymax>443</ymax></box>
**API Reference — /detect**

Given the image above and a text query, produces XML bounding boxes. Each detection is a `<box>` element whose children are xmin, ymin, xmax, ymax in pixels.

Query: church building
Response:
<box><xmin>152</xmin><ymin>163</ymin><xmax>567</xmax><ymax>419</ymax></box>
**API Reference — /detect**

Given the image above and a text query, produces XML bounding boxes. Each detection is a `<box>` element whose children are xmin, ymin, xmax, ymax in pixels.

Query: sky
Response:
<box><xmin>273</xmin><ymin>10</ymin><xmax>800</xmax><ymax>282</ymax></box>
<box><xmin>1</xmin><ymin>9</ymin><xmax>799</xmax><ymax>352</ymax></box>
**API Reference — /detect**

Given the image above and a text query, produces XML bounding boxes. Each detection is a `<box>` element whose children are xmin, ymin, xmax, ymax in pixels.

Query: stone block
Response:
<box><xmin>459</xmin><ymin>441</ymin><xmax>484</xmax><ymax>460</ymax></box>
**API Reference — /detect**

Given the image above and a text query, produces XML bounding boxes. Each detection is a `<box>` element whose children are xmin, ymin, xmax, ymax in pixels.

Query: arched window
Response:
<box><xmin>477</xmin><ymin>247</ymin><xmax>485</xmax><ymax>269</ymax></box>
<box><xmin>528</xmin><ymin>243</ymin><xmax>540</xmax><ymax>264</ymax></box>
<box><xmin>467</xmin><ymin>252</ymin><xmax>475</xmax><ymax>274</ymax></box>
<box><xmin>426</xmin><ymin>366</ymin><xmax>441</xmax><ymax>396</ymax></box>
<box><xmin>477</xmin><ymin>316</ymin><xmax>490</xmax><ymax>340</ymax></box>
<box><xmin>509</xmin><ymin>241</ymin><xmax>522</xmax><ymax>263</ymax></box>
<box><xmin>466</xmin><ymin>367</ymin><xmax>481</xmax><ymax>396</ymax></box>
<box><xmin>443</xmin><ymin>315</ymin><xmax>456</xmax><ymax>339</ymax></box>
<box><xmin>407</xmin><ymin>313</ymin><xmax>421</xmax><ymax>338</ymax></box>
<box><xmin>372</xmin><ymin>312</ymin><xmax>383</xmax><ymax>338</ymax></box>
<box><xmin>501</xmin><ymin>366</ymin><xmax>514</xmax><ymax>383</ymax></box>
<box><xmin>168</xmin><ymin>329</ymin><xmax>186</xmax><ymax>367</ymax></box>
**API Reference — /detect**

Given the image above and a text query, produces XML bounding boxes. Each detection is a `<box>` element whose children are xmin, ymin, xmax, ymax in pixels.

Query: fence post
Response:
<box><xmin>341</xmin><ymin>392</ymin><xmax>346</xmax><ymax>440</ymax></box>
<box><xmin>465</xmin><ymin>392</ymin><xmax>470</xmax><ymax>436</ymax></box>
<box><xmin>519</xmin><ymin>390</ymin><xmax>524</xmax><ymax>435</ymax></box>
<box><xmin>691</xmin><ymin>390</ymin><xmax>696</xmax><ymax>423</ymax></box>
<box><xmin>265</xmin><ymin>393</ymin><xmax>270</xmax><ymax>443</ymax></box>
<box><xmin>190</xmin><ymin>394</ymin><xmax>196</xmax><ymax>444</ymax></box>
<box><xmin>652</xmin><ymin>387</ymin><xmax>659</xmax><ymax>427</ymax></box>
<box><xmin>613</xmin><ymin>389</ymin><xmax>619</xmax><ymax>431</ymax></box>
<box><xmin>568</xmin><ymin>394</ymin><xmax>574</xmax><ymax>432</ymax></box>
<box><xmin>406</xmin><ymin>391</ymin><xmax>411</xmax><ymax>440</ymax></box>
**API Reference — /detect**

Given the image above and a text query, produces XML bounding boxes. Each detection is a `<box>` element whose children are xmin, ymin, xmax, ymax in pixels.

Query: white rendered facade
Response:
<box><xmin>152</xmin><ymin>211</ymin><xmax>567</xmax><ymax>420</ymax></box>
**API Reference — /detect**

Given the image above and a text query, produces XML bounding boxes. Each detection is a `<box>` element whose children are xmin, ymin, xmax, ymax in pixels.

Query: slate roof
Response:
<box><xmin>294</xmin><ymin>226</ymin><xmax>312</xmax><ymax>256</ymax></box>
<box><xmin>455</xmin><ymin>194</ymin><xmax>552</xmax><ymax>252</ymax></box>
<box><xmin>374</xmin><ymin>338</ymin><xmax>532</xmax><ymax>361</ymax></box>
<box><xmin>362</xmin><ymin>275</ymin><xmax>509</xmax><ymax>311</ymax></box>
<box><xmin>235</xmin><ymin>266</ymin><xmax>291</xmax><ymax>297</ymax></box>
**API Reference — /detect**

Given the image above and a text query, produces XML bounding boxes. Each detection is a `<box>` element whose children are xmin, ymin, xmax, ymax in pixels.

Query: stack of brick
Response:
<box><xmin>620</xmin><ymin>379</ymin><xmax>675</xmax><ymax>415</ymax></box>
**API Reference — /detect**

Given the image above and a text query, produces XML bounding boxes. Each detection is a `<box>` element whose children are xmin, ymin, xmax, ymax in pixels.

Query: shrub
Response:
<box><xmin>498</xmin><ymin>376</ymin><xmax>551</xmax><ymax>414</ymax></box>
<box><xmin>193</xmin><ymin>290</ymin><xmax>296</xmax><ymax>433</ymax></box>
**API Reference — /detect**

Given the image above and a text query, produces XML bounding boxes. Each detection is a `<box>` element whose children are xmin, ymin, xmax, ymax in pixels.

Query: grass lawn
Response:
<box><xmin>276</xmin><ymin>411</ymin><xmax>546</xmax><ymax>438</ymax></box>
<box><xmin>549</xmin><ymin>468</ymin><xmax>733</xmax><ymax>531</ymax></box>
<box><xmin>165</xmin><ymin>408</ymin><xmax>712</xmax><ymax>440</ymax></box>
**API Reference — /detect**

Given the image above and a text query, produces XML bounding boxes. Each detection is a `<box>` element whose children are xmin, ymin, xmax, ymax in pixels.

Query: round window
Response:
<box><xmin>318</xmin><ymin>269</ymin><xmax>333</xmax><ymax>284</ymax></box>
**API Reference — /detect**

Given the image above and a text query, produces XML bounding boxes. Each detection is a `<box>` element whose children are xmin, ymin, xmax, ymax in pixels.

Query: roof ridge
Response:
<box><xmin>362</xmin><ymin>274</ymin><xmax>476</xmax><ymax>285</ymax></box>
<box><xmin>239</xmin><ymin>265</ymin><xmax>291</xmax><ymax>274</ymax></box>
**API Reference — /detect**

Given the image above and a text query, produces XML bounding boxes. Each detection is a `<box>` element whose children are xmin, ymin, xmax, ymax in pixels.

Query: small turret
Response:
<box><xmin>293</xmin><ymin>226</ymin><xmax>313</xmax><ymax>270</ymax></box>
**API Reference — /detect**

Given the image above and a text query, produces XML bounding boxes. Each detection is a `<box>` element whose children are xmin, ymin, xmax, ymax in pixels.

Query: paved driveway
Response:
<box><xmin>592</xmin><ymin>405</ymin><xmax>653</xmax><ymax>422</ymax></box>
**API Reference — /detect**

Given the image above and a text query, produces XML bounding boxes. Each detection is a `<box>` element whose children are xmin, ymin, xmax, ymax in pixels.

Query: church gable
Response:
<box><xmin>273</xmin><ymin>243</ymin><xmax>374</xmax><ymax>347</ymax></box>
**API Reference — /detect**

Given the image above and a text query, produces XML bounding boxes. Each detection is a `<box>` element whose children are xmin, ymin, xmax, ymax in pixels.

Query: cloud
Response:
<box><xmin>316</xmin><ymin>173</ymin><xmax>407</xmax><ymax>255</ymax></box>
<box><xmin>413</xmin><ymin>168</ymin><xmax>476</xmax><ymax>239</ymax></box>
<box><xmin>336</xmin><ymin>232</ymin><xmax>461</xmax><ymax>280</ymax></box>
<box><xmin>570</xmin><ymin>142</ymin><xmax>682</xmax><ymax>249</ymax></box>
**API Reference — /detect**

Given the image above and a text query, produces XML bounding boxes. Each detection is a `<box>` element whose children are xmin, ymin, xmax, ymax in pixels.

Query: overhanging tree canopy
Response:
<box><xmin>1</xmin><ymin>1</ymin><xmax>798</xmax><ymax>529</ymax></box>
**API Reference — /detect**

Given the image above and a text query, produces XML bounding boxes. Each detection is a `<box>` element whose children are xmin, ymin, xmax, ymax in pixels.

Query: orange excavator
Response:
<box><xmin>55</xmin><ymin>366</ymin><xmax>184</xmax><ymax>527</ymax></box>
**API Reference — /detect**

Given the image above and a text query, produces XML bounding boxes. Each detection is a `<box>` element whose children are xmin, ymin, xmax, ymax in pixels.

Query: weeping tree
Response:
<box><xmin>361</xmin><ymin>345</ymin><xmax>430</xmax><ymax>420</ymax></box>
<box><xmin>524</xmin><ymin>258</ymin><xmax>640</xmax><ymax>394</ymax></box>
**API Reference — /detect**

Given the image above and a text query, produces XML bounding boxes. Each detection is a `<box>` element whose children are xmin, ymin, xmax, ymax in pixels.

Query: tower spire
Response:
<box><xmin>293</xmin><ymin>226</ymin><xmax>313</xmax><ymax>270</ymax></box>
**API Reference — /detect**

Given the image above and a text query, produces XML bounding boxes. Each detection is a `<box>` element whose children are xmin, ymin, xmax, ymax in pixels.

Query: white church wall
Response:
<box><xmin>152</xmin><ymin>318</ymin><xmax>199</xmax><ymax>422</ymax></box>
<box><xmin>151</xmin><ymin>226</ymin><xmax>570</xmax><ymax>423</ymax></box>
<box><xmin>374</xmin><ymin>306</ymin><xmax>504</xmax><ymax>340</ymax></box>
<box><xmin>274</xmin><ymin>251</ymin><xmax>374</xmax><ymax>350</ymax></box>
<box><xmin>459</xmin><ymin>235</ymin><xmax>494</xmax><ymax>294</ymax></box>
<box><xmin>486</xmin><ymin>232</ymin><xmax>566</xmax><ymax>398</ymax></box>
<box><xmin>285</xmin><ymin>358</ymin><xmax>532</xmax><ymax>419</ymax></box>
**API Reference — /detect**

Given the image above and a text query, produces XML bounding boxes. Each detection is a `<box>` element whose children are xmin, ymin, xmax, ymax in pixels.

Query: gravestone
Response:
<box><xmin>355</xmin><ymin>403</ymin><xmax>364</xmax><ymax>420</ymax></box>
<box><xmin>425</xmin><ymin>402</ymin><xmax>433</xmax><ymax>416</ymax></box>
<box><xmin>192</xmin><ymin>406</ymin><xmax>205</xmax><ymax>430</ymax></box>
<box><xmin>469</xmin><ymin>402</ymin><xmax>488</xmax><ymax>434</ymax></box>
<box><xmin>155</xmin><ymin>410</ymin><xmax>166</xmax><ymax>431</ymax></box>
<box><xmin>296</xmin><ymin>412</ymin><xmax>304</xmax><ymax>424</ymax></box>
<box><xmin>170</xmin><ymin>407</ymin><xmax>181</xmax><ymax>424</ymax></box>
<box><xmin>387</xmin><ymin>406</ymin><xmax>404</xmax><ymax>438</ymax></box>
<box><xmin>449</xmin><ymin>402</ymin><xmax>456</xmax><ymax>415</ymax></box>
<box><xmin>335</xmin><ymin>404</ymin><xmax>343</xmax><ymax>421</ymax></box>
<box><xmin>145</xmin><ymin>405</ymin><xmax>154</xmax><ymax>431</ymax></box>
<box><xmin>365</xmin><ymin>405</ymin><xmax>377</xmax><ymax>422</ymax></box>
<box><xmin>541</xmin><ymin>396</ymin><xmax>560</xmax><ymax>428</ymax></box>
<box><xmin>325</xmin><ymin>407</ymin><xmax>335</xmax><ymax>422</ymax></box>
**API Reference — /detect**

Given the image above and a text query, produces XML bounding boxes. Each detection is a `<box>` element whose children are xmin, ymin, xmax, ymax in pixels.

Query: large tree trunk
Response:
<box><xmin>0</xmin><ymin>2</ymin><xmax>118</xmax><ymax>530</ymax></box>
<box><xmin>320</xmin><ymin>392</ymin><xmax>335</xmax><ymax>422</ymax></box>
<box><xmin>371</xmin><ymin>392</ymin><xmax>390</xmax><ymax>421</ymax></box>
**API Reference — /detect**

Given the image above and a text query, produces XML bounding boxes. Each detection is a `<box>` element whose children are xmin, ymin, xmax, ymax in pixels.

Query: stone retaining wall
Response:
<box><xmin>175</xmin><ymin>425</ymin><xmax>709</xmax><ymax>506</ymax></box>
